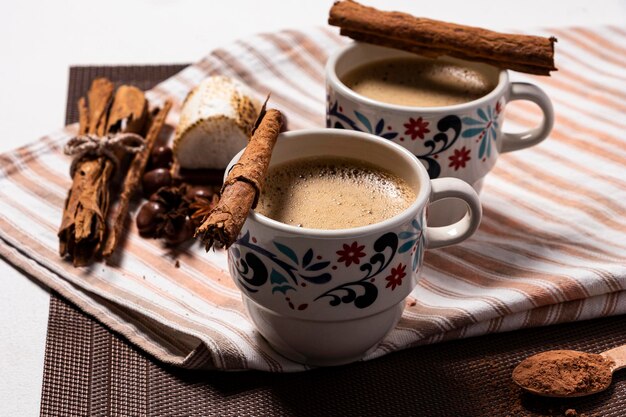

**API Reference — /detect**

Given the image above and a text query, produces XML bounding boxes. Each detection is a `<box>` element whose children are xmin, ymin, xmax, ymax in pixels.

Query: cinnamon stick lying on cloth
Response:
<box><xmin>329</xmin><ymin>0</ymin><xmax>557</xmax><ymax>75</ymax></box>
<box><xmin>103</xmin><ymin>99</ymin><xmax>173</xmax><ymax>258</ymax></box>
<box><xmin>196</xmin><ymin>108</ymin><xmax>283</xmax><ymax>249</ymax></box>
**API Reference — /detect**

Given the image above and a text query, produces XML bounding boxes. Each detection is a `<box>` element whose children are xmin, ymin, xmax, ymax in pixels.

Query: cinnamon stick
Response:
<box><xmin>195</xmin><ymin>109</ymin><xmax>283</xmax><ymax>249</ymax></box>
<box><xmin>77</xmin><ymin>97</ymin><xmax>89</xmax><ymax>135</ymax></box>
<box><xmin>89</xmin><ymin>78</ymin><xmax>115</xmax><ymax>136</ymax></box>
<box><xmin>329</xmin><ymin>0</ymin><xmax>557</xmax><ymax>75</ymax></box>
<box><xmin>341</xmin><ymin>30</ymin><xmax>553</xmax><ymax>75</ymax></box>
<box><xmin>103</xmin><ymin>99</ymin><xmax>173</xmax><ymax>258</ymax></box>
<box><xmin>101</xmin><ymin>86</ymin><xmax>148</xmax><ymax>233</ymax></box>
<box><xmin>107</xmin><ymin>85</ymin><xmax>148</xmax><ymax>134</ymax></box>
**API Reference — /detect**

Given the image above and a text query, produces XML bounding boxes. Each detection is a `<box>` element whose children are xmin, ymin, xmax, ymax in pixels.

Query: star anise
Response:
<box><xmin>190</xmin><ymin>194</ymin><xmax>220</xmax><ymax>224</ymax></box>
<box><xmin>150</xmin><ymin>185</ymin><xmax>192</xmax><ymax>209</ymax></box>
<box><xmin>150</xmin><ymin>185</ymin><xmax>194</xmax><ymax>243</ymax></box>
<box><xmin>136</xmin><ymin>184</ymin><xmax>220</xmax><ymax>245</ymax></box>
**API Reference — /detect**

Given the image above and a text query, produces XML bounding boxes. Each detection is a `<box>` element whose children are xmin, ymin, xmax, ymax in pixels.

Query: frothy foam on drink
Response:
<box><xmin>342</xmin><ymin>57</ymin><xmax>495</xmax><ymax>107</ymax></box>
<box><xmin>256</xmin><ymin>157</ymin><xmax>416</xmax><ymax>230</ymax></box>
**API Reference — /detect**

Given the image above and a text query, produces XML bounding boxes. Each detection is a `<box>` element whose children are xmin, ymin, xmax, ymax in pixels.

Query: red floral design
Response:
<box><xmin>448</xmin><ymin>146</ymin><xmax>471</xmax><ymax>171</ymax></box>
<box><xmin>403</xmin><ymin>117</ymin><xmax>430</xmax><ymax>140</ymax></box>
<box><xmin>336</xmin><ymin>242</ymin><xmax>366</xmax><ymax>267</ymax></box>
<box><xmin>385</xmin><ymin>264</ymin><xmax>407</xmax><ymax>290</ymax></box>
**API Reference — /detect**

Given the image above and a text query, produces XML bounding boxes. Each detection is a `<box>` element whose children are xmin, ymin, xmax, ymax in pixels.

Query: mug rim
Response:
<box><xmin>326</xmin><ymin>41</ymin><xmax>510</xmax><ymax>114</ymax></box>
<box><xmin>225</xmin><ymin>129</ymin><xmax>431</xmax><ymax>239</ymax></box>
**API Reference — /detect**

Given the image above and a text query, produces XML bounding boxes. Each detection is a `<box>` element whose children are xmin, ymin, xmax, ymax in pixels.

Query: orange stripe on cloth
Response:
<box><xmin>552</xmin><ymin>28</ymin><xmax>626</xmax><ymax>69</ymax></box>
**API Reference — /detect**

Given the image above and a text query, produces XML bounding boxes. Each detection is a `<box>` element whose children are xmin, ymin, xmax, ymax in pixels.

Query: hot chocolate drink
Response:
<box><xmin>342</xmin><ymin>57</ymin><xmax>495</xmax><ymax>107</ymax></box>
<box><xmin>256</xmin><ymin>156</ymin><xmax>416</xmax><ymax>230</ymax></box>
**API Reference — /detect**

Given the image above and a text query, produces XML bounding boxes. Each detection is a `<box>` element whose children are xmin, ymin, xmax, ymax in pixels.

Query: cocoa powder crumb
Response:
<box><xmin>175</xmin><ymin>260</ymin><xmax>180</xmax><ymax>268</ymax></box>
<box><xmin>512</xmin><ymin>350</ymin><xmax>614</xmax><ymax>397</ymax></box>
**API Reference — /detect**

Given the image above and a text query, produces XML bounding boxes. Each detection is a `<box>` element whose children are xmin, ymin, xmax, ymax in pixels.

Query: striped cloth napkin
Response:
<box><xmin>1</xmin><ymin>26</ymin><xmax>625</xmax><ymax>372</ymax></box>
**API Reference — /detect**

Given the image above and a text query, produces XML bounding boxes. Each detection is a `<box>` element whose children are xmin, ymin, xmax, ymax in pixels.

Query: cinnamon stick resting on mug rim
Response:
<box><xmin>195</xmin><ymin>108</ymin><xmax>283</xmax><ymax>249</ymax></box>
<box><xmin>329</xmin><ymin>0</ymin><xmax>557</xmax><ymax>75</ymax></box>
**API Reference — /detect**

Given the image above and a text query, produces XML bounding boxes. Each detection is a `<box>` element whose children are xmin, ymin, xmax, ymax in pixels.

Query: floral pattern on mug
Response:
<box><xmin>326</xmin><ymin>95</ymin><xmax>504</xmax><ymax>181</ymax></box>
<box><xmin>397</xmin><ymin>218</ymin><xmax>424</xmax><ymax>271</ymax></box>
<box><xmin>448</xmin><ymin>146</ymin><xmax>472</xmax><ymax>171</ymax></box>
<box><xmin>229</xmin><ymin>218</ymin><xmax>425</xmax><ymax>312</ymax></box>
<box><xmin>403</xmin><ymin>117</ymin><xmax>430</xmax><ymax>140</ymax></box>
<box><xmin>327</xmin><ymin>100</ymin><xmax>399</xmax><ymax>140</ymax></box>
<box><xmin>461</xmin><ymin>102</ymin><xmax>503</xmax><ymax>160</ymax></box>
<box><xmin>229</xmin><ymin>231</ymin><xmax>333</xmax><ymax>310</ymax></box>
<box><xmin>385</xmin><ymin>263</ymin><xmax>407</xmax><ymax>290</ymax></box>
<box><xmin>336</xmin><ymin>242</ymin><xmax>366</xmax><ymax>267</ymax></box>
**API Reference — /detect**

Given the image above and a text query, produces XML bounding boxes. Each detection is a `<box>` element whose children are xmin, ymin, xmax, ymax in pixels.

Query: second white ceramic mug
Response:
<box><xmin>326</xmin><ymin>42</ymin><xmax>554</xmax><ymax>225</ymax></box>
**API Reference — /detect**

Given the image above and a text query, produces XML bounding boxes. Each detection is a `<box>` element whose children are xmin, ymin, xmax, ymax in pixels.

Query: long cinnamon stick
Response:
<box><xmin>196</xmin><ymin>109</ymin><xmax>283</xmax><ymax>249</ymax></box>
<box><xmin>329</xmin><ymin>0</ymin><xmax>557</xmax><ymax>75</ymax></box>
<box><xmin>341</xmin><ymin>30</ymin><xmax>553</xmax><ymax>75</ymax></box>
<box><xmin>100</xmin><ymin>85</ymin><xmax>148</xmax><ymax>243</ymax></box>
<box><xmin>103</xmin><ymin>99</ymin><xmax>173</xmax><ymax>257</ymax></box>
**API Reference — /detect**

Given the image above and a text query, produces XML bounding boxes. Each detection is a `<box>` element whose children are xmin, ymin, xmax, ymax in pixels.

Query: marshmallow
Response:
<box><xmin>174</xmin><ymin>76</ymin><xmax>260</xmax><ymax>169</ymax></box>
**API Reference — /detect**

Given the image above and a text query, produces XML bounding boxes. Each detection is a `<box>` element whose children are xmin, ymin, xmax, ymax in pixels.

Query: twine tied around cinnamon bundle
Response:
<box><xmin>64</xmin><ymin>133</ymin><xmax>145</xmax><ymax>177</ymax></box>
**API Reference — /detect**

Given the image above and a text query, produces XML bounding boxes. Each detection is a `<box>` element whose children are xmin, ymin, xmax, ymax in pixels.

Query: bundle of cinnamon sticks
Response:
<box><xmin>59</xmin><ymin>78</ymin><xmax>172</xmax><ymax>266</ymax></box>
<box><xmin>329</xmin><ymin>0</ymin><xmax>557</xmax><ymax>75</ymax></box>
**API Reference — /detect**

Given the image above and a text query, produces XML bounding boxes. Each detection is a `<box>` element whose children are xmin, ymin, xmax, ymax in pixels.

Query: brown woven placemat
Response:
<box><xmin>39</xmin><ymin>65</ymin><xmax>626</xmax><ymax>417</ymax></box>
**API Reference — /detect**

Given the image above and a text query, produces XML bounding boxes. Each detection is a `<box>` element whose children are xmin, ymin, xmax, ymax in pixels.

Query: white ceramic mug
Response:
<box><xmin>326</xmin><ymin>42</ymin><xmax>554</xmax><ymax>225</ymax></box>
<box><xmin>226</xmin><ymin>129</ymin><xmax>482</xmax><ymax>366</ymax></box>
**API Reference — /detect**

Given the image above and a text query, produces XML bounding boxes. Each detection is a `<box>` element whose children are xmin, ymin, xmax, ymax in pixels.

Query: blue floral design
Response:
<box><xmin>461</xmin><ymin>105</ymin><xmax>501</xmax><ymax>159</ymax></box>
<box><xmin>230</xmin><ymin>220</ymin><xmax>425</xmax><ymax>311</ymax></box>
<box><xmin>398</xmin><ymin>219</ymin><xmax>424</xmax><ymax>271</ymax></box>
<box><xmin>230</xmin><ymin>232</ymin><xmax>332</xmax><ymax>310</ymax></box>
<box><xmin>327</xmin><ymin>101</ymin><xmax>398</xmax><ymax>139</ymax></box>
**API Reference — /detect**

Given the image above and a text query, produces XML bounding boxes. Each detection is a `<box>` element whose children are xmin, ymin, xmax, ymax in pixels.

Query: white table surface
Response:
<box><xmin>1</xmin><ymin>1</ymin><xmax>625</xmax><ymax>415</ymax></box>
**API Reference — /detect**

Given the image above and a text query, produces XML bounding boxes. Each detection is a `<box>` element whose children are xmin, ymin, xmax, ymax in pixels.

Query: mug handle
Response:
<box><xmin>425</xmin><ymin>178</ymin><xmax>482</xmax><ymax>249</ymax></box>
<box><xmin>500</xmin><ymin>82</ymin><xmax>554</xmax><ymax>153</ymax></box>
